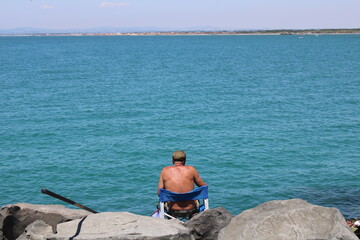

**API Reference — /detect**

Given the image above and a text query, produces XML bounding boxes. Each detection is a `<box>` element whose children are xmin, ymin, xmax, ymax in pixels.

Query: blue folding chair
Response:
<box><xmin>158</xmin><ymin>185</ymin><xmax>209</xmax><ymax>219</ymax></box>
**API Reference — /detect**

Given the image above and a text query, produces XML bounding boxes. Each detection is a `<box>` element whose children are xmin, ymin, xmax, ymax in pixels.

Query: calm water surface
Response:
<box><xmin>0</xmin><ymin>35</ymin><xmax>359</xmax><ymax>218</ymax></box>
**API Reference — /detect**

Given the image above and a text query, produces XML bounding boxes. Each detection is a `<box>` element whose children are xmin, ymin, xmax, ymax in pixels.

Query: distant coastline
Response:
<box><xmin>1</xmin><ymin>28</ymin><xmax>360</xmax><ymax>37</ymax></box>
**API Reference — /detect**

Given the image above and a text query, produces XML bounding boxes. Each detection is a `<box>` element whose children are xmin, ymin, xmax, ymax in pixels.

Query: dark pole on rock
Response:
<box><xmin>41</xmin><ymin>188</ymin><xmax>98</xmax><ymax>214</ymax></box>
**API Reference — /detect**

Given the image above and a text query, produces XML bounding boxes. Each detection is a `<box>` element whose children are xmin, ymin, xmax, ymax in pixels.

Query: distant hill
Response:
<box><xmin>1</xmin><ymin>27</ymin><xmax>359</xmax><ymax>36</ymax></box>
<box><xmin>0</xmin><ymin>26</ymin><xmax>243</xmax><ymax>35</ymax></box>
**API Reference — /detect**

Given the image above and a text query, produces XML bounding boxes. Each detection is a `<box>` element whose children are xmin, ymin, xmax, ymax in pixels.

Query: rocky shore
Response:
<box><xmin>1</xmin><ymin>199</ymin><xmax>358</xmax><ymax>240</ymax></box>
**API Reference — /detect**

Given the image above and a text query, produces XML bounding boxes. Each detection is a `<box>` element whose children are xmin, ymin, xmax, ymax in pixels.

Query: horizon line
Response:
<box><xmin>1</xmin><ymin>26</ymin><xmax>360</xmax><ymax>32</ymax></box>
<box><xmin>1</xmin><ymin>28</ymin><xmax>360</xmax><ymax>37</ymax></box>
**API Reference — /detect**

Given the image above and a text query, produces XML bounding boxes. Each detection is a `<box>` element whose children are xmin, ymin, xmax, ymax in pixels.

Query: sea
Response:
<box><xmin>0</xmin><ymin>34</ymin><xmax>359</xmax><ymax>218</ymax></box>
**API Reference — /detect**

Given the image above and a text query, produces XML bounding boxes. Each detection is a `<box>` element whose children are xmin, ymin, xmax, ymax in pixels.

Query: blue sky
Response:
<box><xmin>0</xmin><ymin>0</ymin><xmax>359</xmax><ymax>30</ymax></box>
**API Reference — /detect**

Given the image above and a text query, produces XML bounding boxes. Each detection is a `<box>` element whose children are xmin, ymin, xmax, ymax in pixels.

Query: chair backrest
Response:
<box><xmin>159</xmin><ymin>185</ymin><xmax>209</xmax><ymax>219</ymax></box>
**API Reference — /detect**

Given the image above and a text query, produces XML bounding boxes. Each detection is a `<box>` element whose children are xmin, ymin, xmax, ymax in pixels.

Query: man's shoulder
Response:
<box><xmin>184</xmin><ymin>165</ymin><xmax>196</xmax><ymax>170</ymax></box>
<box><xmin>183</xmin><ymin>165</ymin><xmax>198</xmax><ymax>173</ymax></box>
<box><xmin>161</xmin><ymin>165</ymin><xmax>196</xmax><ymax>171</ymax></box>
<box><xmin>161</xmin><ymin>166</ymin><xmax>175</xmax><ymax>173</ymax></box>
<box><xmin>162</xmin><ymin>166</ymin><xmax>174</xmax><ymax>170</ymax></box>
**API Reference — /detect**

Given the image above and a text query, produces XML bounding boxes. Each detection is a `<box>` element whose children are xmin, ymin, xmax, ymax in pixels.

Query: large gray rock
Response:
<box><xmin>37</xmin><ymin>212</ymin><xmax>192</xmax><ymax>240</ymax></box>
<box><xmin>218</xmin><ymin>199</ymin><xmax>358</xmax><ymax>240</ymax></box>
<box><xmin>0</xmin><ymin>203</ymin><xmax>90</xmax><ymax>240</ymax></box>
<box><xmin>17</xmin><ymin>220</ymin><xmax>53</xmax><ymax>240</ymax></box>
<box><xmin>185</xmin><ymin>207</ymin><xmax>233</xmax><ymax>240</ymax></box>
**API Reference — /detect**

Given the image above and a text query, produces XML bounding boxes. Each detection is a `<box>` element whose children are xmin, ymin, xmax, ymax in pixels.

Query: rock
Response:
<box><xmin>0</xmin><ymin>203</ymin><xmax>90</xmax><ymax>240</ymax></box>
<box><xmin>185</xmin><ymin>207</ymin><xmax>233</xmax><ymax>240</ymax></box>
<box><xmin>218</xmin><ymin>199</ymin><xmax>358</xmax><ymax>240</ymax></box>
<box><xmin>17</xmin><ymin>220</ymin><xmax>53</xmax><ymax>240</ymax></box>
<box><xmin>37</xmin><ymin>212</ymin><xmax>192</xmax><ymax>240</ymax></box>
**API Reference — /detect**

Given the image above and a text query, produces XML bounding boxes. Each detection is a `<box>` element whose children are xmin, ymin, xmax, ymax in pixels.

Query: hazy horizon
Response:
<box><xmin>1</xmin><ymin>0</ymin><xmax>359</xmax><ymax>31</ymax></box>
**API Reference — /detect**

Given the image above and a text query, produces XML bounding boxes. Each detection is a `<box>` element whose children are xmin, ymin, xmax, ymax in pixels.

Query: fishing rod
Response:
<box><xmin>41</xmin><ymin>188</ymin><xmax>98</xmax><ymax>214</ymax></box>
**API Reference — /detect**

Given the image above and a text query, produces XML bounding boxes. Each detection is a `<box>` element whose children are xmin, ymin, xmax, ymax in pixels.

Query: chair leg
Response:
<box><xmin>160</xmin><ymin>202</ymin><xmax>165</xmax><ymax>218</ymax></box>
<box><xmin>204</xmin><ymin>199</ymin><xmax>209</xmax><ymax>210</ymax></box>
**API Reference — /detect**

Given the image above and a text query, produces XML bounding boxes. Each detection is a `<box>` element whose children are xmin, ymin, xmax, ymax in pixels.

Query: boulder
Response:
<box><xmin>185</xmin><ymin>207</ymin><xmax>233</xmax><ymax>239</ymax></box>
<box><xmin>0</xmin><ymin>203</ymin><xmax>90</xmax><ymax>240</ymax></box>
<box><xmin>17</xmin><ymin>220</ymin><xmax>53</xmax><ymax>240</ymax></box>
<box><xmin>32</xmin><ymin>212</ymin><xmax>192</xmax><ymax>240</ymax></box>
<box><xmin>218</xmin><ymin>199</ymin><xmax>358</xmax><ymax>240</ymax></box>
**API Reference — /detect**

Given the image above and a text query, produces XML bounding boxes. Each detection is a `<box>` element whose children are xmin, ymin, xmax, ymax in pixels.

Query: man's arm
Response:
<box><xmin>157</xmin><ymin>169</ymin><xmax>165</xmax><ymax>196</ymax></box>
<box><xmin>192</xmin><ymin>167</ymin><xmax>207</xmax><ymax>187</ymax></box>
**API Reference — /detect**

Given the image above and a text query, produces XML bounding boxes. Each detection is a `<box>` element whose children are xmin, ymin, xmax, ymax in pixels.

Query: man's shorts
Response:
<box><xmin>165</xmin><ymin>201</ymin><xmax>200</xmax><ymax>219</ymax></box>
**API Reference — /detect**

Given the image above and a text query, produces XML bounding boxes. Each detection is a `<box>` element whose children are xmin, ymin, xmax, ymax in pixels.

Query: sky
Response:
<box><xmin>0</xmin><ymin>0</ymin><xmax>359</xmax><ymax>30</ymax></box>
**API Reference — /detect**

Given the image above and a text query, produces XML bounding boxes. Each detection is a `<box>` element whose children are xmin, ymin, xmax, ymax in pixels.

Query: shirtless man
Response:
<box><xmin>157</xmin><ymin>151</ymin><xmax>207</xmax><ymax>213</ymax></box>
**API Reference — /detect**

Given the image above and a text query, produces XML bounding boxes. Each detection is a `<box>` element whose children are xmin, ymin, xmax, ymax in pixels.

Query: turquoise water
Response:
<box><xmin>1</xmin><ymin>35</ymin><xmax>359</xmax><ymax>218</ymax></box>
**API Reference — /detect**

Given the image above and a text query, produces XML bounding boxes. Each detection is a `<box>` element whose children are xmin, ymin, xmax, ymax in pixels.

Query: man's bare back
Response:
<box><xmin>158</xmin><ymin>151</ymin><xmax>207</xmax><ymax>210</ymax></box>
